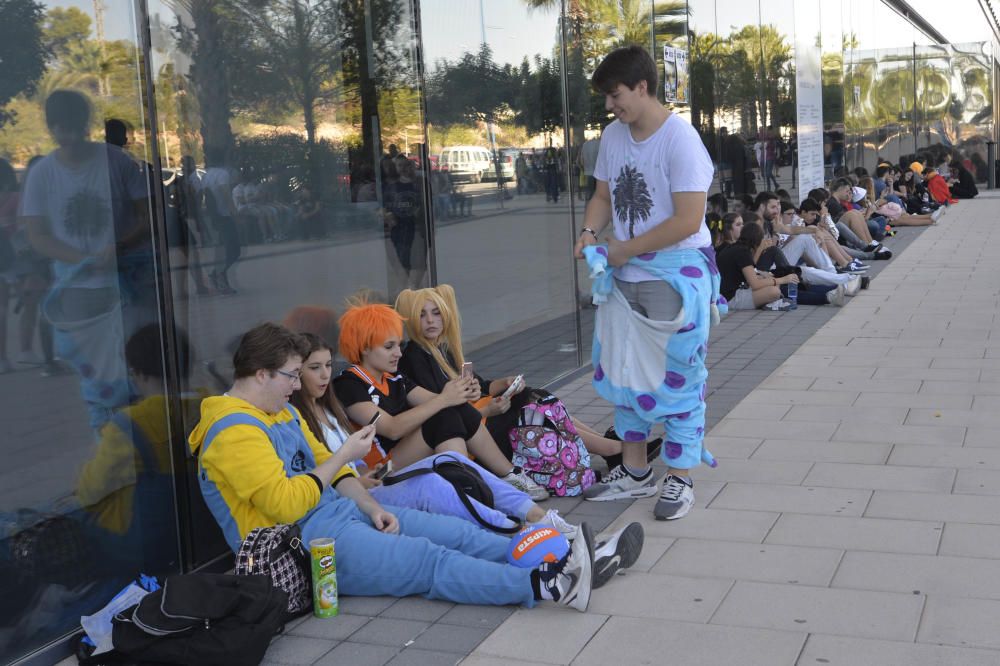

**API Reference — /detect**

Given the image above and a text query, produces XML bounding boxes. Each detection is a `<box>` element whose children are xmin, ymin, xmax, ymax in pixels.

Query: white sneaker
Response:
<box><xmin>827</xmin><ymin>285</ymin><xmax>846</xmax><ymax>306</ymax></box>
<box><xmin>582</xmin><ymin>465</ymin><xmax>657</xmax><ymax>502</ymax></box>
<box><xmin>654</xmin><ymin>475</ymin><xmax>694</xmax><ymax>520</ymax></box>
<box><xmin>540</xmin><ymin>509</ymin><xmax>578</xmax><ymax>541</ymax></box>
<box><xmin>504</xmin><ymin>467</ymin><xmax>549</xmax><ymax>501</ymax></box>
<box><xmin>592</xmin><ymin>522</ymin><xmax>645</xmax><ymax>589</ymax></box>
<box><xmin>538</xmin><ymin>522</ymin><xmax>593</xmax><ymax>611</ymax></box>
<box><xmin>931</xmin><ymin>206</ymin><xmax>944</xmax><ymax>223</ymax></box>
<box><xmin>843</xmin><ymin>276</ymin><xmax>861</xmax><ymax>297</ymax></box>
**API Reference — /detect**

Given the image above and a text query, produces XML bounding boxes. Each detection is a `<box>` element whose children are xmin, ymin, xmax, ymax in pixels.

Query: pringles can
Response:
<box><xmin>310</xmin><ymin>537</ymin><xmax>338</xmax><ymax>617</ymax></box>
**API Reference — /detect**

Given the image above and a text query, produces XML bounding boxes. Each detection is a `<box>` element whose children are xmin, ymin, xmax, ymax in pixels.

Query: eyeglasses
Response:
<box><xmin>274</xmin><ymin>369</ymin><xmax>301</xmax><ymax>382</ymax></box>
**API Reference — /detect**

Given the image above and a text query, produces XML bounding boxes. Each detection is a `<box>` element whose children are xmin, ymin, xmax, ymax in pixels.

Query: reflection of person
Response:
<box><xmin>190</xmin><ymin>322</ymin><xmax>606</xmax><ymax>611</ymax></box>
<box><xmin>720</xmin><ymin>129</ymin><xmax>747</xmax><ymax>196</ymax></box>
<box><xmin>200</xmin><ymin>145</ymin><xmax>241</xmax><ymax>294</ymax></box>
<box><xmin>578</xmin><ymin>137</ymin><xmax>600</xmax><ymax>201</ymax></box>
<box><xmin>76</xmin><ymin>325</ymin><xmax>197</xmax><ymax>572</ymax></box>
<box><xmin>20</xmin><ymin>90</ymin><xmax>153</xmax><ymax>428</ymax></box>
<box><xmin>333</xmin><ymin>301</ymin><xmax>548</xmax><ymax>500</ymax></box>
<box><xmin>573</xmin><ymin>46</ymin><xmax>720</xmax><ymax>520</ymax></box>
<box><xmin>543</xmin><ymin>147</ymin><xmax>560</xmax><ymax>203</ymax></box>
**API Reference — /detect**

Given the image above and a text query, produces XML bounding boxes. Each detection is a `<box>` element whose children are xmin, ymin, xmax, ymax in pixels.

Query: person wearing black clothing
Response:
<box><xmin>949</xmin><ymin>161</ymin><xmax>979</xmax><ymax>199</ymax></box>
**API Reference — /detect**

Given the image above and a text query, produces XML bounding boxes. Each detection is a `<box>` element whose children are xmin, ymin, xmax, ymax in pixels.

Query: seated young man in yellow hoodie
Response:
<box><xmin>188</xmin><ymin>323</ymin><xmax>622</xmax><ymax>611</ymax></box>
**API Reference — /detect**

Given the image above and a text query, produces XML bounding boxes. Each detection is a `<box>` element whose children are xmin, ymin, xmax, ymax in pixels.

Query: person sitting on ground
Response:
<box><xmin>948</xmin><ymin>160</ymin><xmax>978</xmax><ymax>200</ymax></box>
<box><xmin>715</xmin><ymin>212</ymin><xmax>743</xmax><ymax>252</ymax></box>
<box><xmin>190</xmin><ymin>322</ymin><xmax>645</xmax><ymax>611</ymax></box>
<box><xmin>923</xmin><ymin>168</ymin><xmax>957</xmax><ymax>206</ymax></box>
<box><xmin>806</xmin><ymin>188</ymin><xmax>874</xmax><ymax>260</ymax></box>
<box><xmin>827</xmin><ymin>178</ymin><xmax>892</xmax><ymax>258</ymax></box>
<box><xmin>333</xmin><ymin>299</ymin><xmax>549</xmax><ymax>500</ymax></box>
<box><xmin>718</xmin><ymin>222</ymin><xmax>843</xmax><ymax>309</ymax></box>
<box><xmin>779</xmin><ymin>200</ymin><xmax>865</xmax><ymax>273</ymax></box>
<box><xmin>290</xmin><ymin>331</ymin><xmax>578</xmax><ymax>536</ymax></box>
<box><xmin>394</xmin><ymin>285</ymin><xmax>631</xmax><ymax>467</ymax></box>
<box><xmin>860</xmin><ymin>174</ymin><xmax>938</xmax><ymax>226</ymax></box>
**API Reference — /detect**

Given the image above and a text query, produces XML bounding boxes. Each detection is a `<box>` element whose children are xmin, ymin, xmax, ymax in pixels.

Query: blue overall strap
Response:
<box><xmin>109</xmin><ymin>411</ymin><xmax>158</xmax><ymax>478</ymax></box>
<box><xmin>198</xmin><ymin>412</ymin><xmax>271</xmax><ymax>552</ymax></box>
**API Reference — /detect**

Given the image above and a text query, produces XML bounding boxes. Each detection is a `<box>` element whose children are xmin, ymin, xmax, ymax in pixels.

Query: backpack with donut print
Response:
<box><xmin>508</xmin><ymin>392</ymin><xmax>595</xmax><ymax>497</ymax></box>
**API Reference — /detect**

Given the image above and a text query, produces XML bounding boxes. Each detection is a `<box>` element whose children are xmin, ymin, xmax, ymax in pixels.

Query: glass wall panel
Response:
<box><xmin>419</xmin><ymin>0</ymin><xmax>580</xmax><ymax>383</ymax></box>
<box><xmin>758</xmin><ymin>0</ymin><xmax>798</xmax><ymax>197</ymax></box>
<box><xmin>146</xmin><ymin>0</ymin><xmax>431</xmax><ymax>566</ymax></box>
<box><xmin>0</xmin><ymin>1</ymin><xmax>178</xmax><ymax>661</ymax></box>
<box><xmin>820</xmin><ymin>0</ymin><xmax>847</xmax><ymax>178</ymax></box>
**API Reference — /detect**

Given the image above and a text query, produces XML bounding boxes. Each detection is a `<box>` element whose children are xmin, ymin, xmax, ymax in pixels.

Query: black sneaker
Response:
<box><xmin>860</xmin><ymin>276</ymin><xmax>871</xmax><ymax>289</ymax></box>
<box><xmin>592</xmin><ymin>522</ymin><xmax>645</xmax><ymax>589</ymax></box>
<box><xmin>537</xmin><ymin>522</ymin><xmax>594</xmax><ymax>611</ymax></box>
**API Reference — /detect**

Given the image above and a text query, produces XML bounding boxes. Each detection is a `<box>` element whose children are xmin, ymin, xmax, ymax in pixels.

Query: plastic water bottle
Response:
<box><xmin>786</xmin><ymin>282</ymin><xmax>798</xmax><ymax>309</ymax></box>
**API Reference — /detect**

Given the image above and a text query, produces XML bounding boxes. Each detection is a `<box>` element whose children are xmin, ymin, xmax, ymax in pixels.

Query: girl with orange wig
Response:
<box><xmin>332</xmin><ymin>297</ymin><xmax>549</xmax><ymax>501</ymax></box>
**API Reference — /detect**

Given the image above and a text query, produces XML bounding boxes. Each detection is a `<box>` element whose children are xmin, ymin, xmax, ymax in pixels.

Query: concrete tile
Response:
<box><xmin>263</xmin><ymin>636</ymin><xmax>337</xmax><ymax>665</ymax></box>
<box><xmin>460</xmin><ymin>657</ymin><xmax>557</xmax><ymax>666</ymax></box>
<box><xmin>614</xmin><ymin>504</ymin><xmax>779</xmax><ymax>542</ymax></box>
<box><xmin>939</xmin><ymin>522</ymin><xmax>1000</xmax><ymax>558</ymax></box>
<box><xmin>628</xmin><ymin>536</ymin><xmax>674</xmax><ymax>572</ymax></box>
<box><xmin>907</xmin><ymin>408</ymin><xmax>1000</xmax><ymax>428</ymax></box>
<box><xmin>572</xmin><ymin>616</ymin><xmax>806</xmax><ymax>666</ymax></box>
<box><xmin>653</xmin><ymin>539</ymin><xmax>842</xmax><ymax>586</ymax></box>
<box><xmin>920</xmin><ymin>380</ymin><xmax>1000</xmax><ymax>396</ymax></box>
<box><xmin>710</xmin><ymin>581</ymin><xmax>923</xmax><ymax>641</ymax></box>
<box><xmin>701</xmin><ymin>435</ymin><xmax>762</xmax><ymax>459</ymax></box>
<box><xmin>740</xmin><ymin>389</ymin><xmax>859</xmax><ymax>406</ymax></box>
<box><xmin>725</xmin><ymin>403</ymin><xmax>793</xmax><ymax>420</ymax></box>
<box><xmin>710</xmin><ymin>483</ymin><xmax>871</xmax><ymax>516</ymax></box>
<box><xmin>812</xmin><ymin>377</ymin><xmax>922</xmax><ymax>393</ymax></box>
<box><xmin>917</xmin><ymin>596</ymin><xmax>1000</xmax><ymax>649</ymax></box>
<box><xmin>380</xmin><ymin>597</ymin><xmax>455</xmax><ymax>623</ymax></box>
<box><xmin>803</xmin><ymin>462</ymin><xmax>956</xmax><ymax>493</ymax></box>
<box><xmin>436</xmin><ymin>605</ymin><xmax>514</xmax><ymax>630</ymax></box>
<box><xmin>866</xmin><ymin>490</ymin><xmax>1000</xmax><ymax>524</ymax></box>
<box><xmin>347</xmin><ymin>618</ymin><xmax>432</xmax><ymax>648</ymax></box>
<box><xmin>954</xmin><ymin>468</ymin><xmax>1000</xmax><ymax>495</ymax></box>
<box><xmin>873</xmin><ymin>366</ymin><xmax>974</xmax><ymax>381</ymax></box>
<box><xmin>288</xmin><ymin>614</ymin><xmax>370</xmax><ymax>641</ymax></box>
<box><xmin>888</xmin><ymin>444</ymin><xmax>1000</xmax><ymax>469</ymax></box>
<box><xmin>783</xmin><ymin>404</ymin><xmax>909</xmax><ymax>425</ymax></box>
<box><xmin>473</xmin><ymin>608</ymin><xmax>607</xmax><ymax>665</ymax></box>
<box><xmin>798</xmin><ymin>634</ymin><xmax>1000</xmax><ymax>666</ymax></box>
<box><xmin>857</xmin><ymin>391</ymin><xmax>973</xmax><ymax>409</ymax></box>
<box><xmin>712</xmin><ymin>418</ymin><xmax>839</xmax><ymax>441</ymax></box>
<box><xmin>833</xmin><ymin>422</ymin><xmax>966</xmax><ymax>446</ymax></box>
<box><xmin>387</xmin><ymin>649</ymin><xmax>462</xmax><ymax>666</ymax></box>
<box><xmin>751</xmin><ymin>439</ymin><xmax>891</xmax><ymax>464</ymax></box>
<box><xmin>755</xmin><ymin>375</ymin><xmax>816</xmax><ymax>390</ymax></box>
<box><xmin>834</xmin><ymin>550</ymin><xmax>1000</xmax><ymax>599</ymax></box>
<box><xmin>314</xmin><ymin>642</ymin><xmax>398</xmax><ymax>666</ymax></box>
<box><xmin>961</xmin><ymin>427</ymin><xmax>1000</xmax><ymax>447</ymax></box>
<box><xmin>409</xmin><ymin>623</ymin><xmax>492</xmax><ymax>654</ymax></box>
<box><xmin>690</xmin><ymin>458</ymin><xmax>812</xmax><ymax>485</ymax></box>
<box><xmin>588</xmin><ymin>571</ymin><xmax>733</xmax><ymax>621</ymax></box>
<box><xmin>766</xmin><ymin>513</ymin><xmax>941</xmax><ymax>554</ymax></box>
<box><xmin>835</xmin><ymin>355</ymin><xmax>932</xmax><ymax>368</ymax></box>
<box><xmin>339</xmin><ymin>596</ymin><xmax>398</xmax><ymax>617</ymax></box>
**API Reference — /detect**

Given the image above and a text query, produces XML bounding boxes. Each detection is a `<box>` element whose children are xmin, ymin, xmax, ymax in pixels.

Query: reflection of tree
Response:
<box><xmin>0</xmin><ymin>0</ymin><xmax>47</xmax><ymax>129</ymax></box>
<box><xmin>426</xmin><ymin>45</ymin><xmax>517</xmax><ymax>129</ymax></box>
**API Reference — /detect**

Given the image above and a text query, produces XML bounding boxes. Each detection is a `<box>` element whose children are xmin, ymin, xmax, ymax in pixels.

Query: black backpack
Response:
<box><xmin>94</xmin><ymin>573</ymin><xmax>287</xmax><ymax>666</ymax></box>
<box><xmin>382</xmin><ymin>454</ymin><xmax>522</xmax><ymax>534</ymax></box>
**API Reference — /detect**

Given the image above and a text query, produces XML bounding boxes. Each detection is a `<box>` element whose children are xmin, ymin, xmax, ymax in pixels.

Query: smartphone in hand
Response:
<box><xmin>367</xmin><ymin>411</ymin><xmax>381</xmax><ymax>427</ymax></box>
<box><xmin>372</xmin><ymin>459</ymin><xmax>393</xmax><ymax>480</ymax></box>
<box><xmin>500</xmin><ymin>374</ymin><xmax>524</xmax><ymax>400</ymax></box>
<box><xmin>461</xmin><ymin>362</ymin><xmax>474</xmax><ymax>379</ymax></box>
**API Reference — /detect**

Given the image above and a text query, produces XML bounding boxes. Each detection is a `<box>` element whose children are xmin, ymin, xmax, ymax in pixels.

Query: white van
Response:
<box><xmin>439</xmin><ymin>146</ymin><xmax>492</xmax><ymax>183</ymax></box>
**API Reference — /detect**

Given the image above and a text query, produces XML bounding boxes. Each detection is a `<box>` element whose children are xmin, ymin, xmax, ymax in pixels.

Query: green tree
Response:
<box><xmin>0</xmin><ymin>0</ymin><xmax>48</xmax><ymax>129</ymax></box>
<box><xmin>42</xmin><ymin>6</ymin><xmax>90</xmax><ymax>58</ymax></box>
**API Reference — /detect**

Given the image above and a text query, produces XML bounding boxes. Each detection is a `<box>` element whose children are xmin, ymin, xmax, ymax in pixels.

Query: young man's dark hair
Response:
<box><xmin>739</xmin><ymin>193</ymin><xmax>755</xmax><ymax>210</ymax></box>
<box><xmin>232</xmin><ymin>322</ymin><xmax>308</xmax><ymax>379</ymax></box>
<box><xmin>799</xmin><ymin>198</ymin><xmax>822</xmax><ymax>213</ymax></box>
<box><xmin>105</xmin><ymin>118</ymin><xmax>129</xmax><ymax>147</ymax></box>
<box><xmin>875</xmin><ymin>164</ymin><xmax>891</xmax><ymax>179</ymax></box>
<box><xmin>831</xmin><ymin>177</ymin><xmax>853</xmax><ymax>192</ymax></box>
<box><xmin>853</xmin><ymin>166</ymin><xmax>869</xmax><ymax>178</ymax></box>
<box><xmin>807</xmin><ymin>187</ymin><xmax>828</xmax><ymax>203</ymax></box>
<box><xmin>753</xmin><ymin>191</ymin><xmax>778</xmax><ymax>210</ymax></box>
<box><xmin>125</xmin><ymin>324</ymin><xmax>193</xmax><ymax>379</ymax></box>
<box><xmin>591</xmin><ymin>45</ymin><xmax>657</xmax><ymax>95</ymax></box>
<box><xmin>707</xmin><ymin>192</ymin><xmax>728</xmax><ymax>213</ymax></box>
<box><xmin>775</xmin><ymin>188</ymin><xmax>791</xmax><ymax>203</ymax></box>
<box><xmin>45</xmin><ymin>89</ymin><xmax>91</xmax><ymax>133</ymax></box>
<box><xmin>779</xmin><ymin>199</ymin><xmax>795</xmax><ymax>214</ymax></box>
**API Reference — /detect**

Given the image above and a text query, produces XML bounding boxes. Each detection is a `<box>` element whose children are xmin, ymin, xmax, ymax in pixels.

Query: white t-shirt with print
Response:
<box><xmin>21</xmin><ymin>143</ymin><xmax>148</xmax><ymax>288</ymax></box>
<box><xmin>594</xmin><ymin>113</ymin><xmax>714</xmax><ymax>282</ymax></box>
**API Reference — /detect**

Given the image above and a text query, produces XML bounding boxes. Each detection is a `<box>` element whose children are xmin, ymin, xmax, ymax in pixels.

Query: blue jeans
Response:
<box><xmin>300</xmin><ymin>499</ymin><xmax>535</xmax><ymax>606</ymax></box>
<box><xmin>866</xmin><ymin>216</ymin><xmax>886</xmax><ymax>241</ymax></box>
<box><xmin>370</xmin><ymin>453</ymin><xmax>534</xmax><ymax>530</ymax></box>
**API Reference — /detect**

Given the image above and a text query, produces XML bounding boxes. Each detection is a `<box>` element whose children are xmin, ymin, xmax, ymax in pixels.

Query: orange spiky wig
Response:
<box><xmin>338</xmin><ymin>300</ymin><xmax>404</xmax><ymax>365</ymax></box>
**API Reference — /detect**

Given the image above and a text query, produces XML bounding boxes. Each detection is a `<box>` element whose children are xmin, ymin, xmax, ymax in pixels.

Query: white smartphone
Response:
<box><xmin>501</xmin><ymin>374</ymin><xmax>524</xmax><ymax>400</ymax></box>
<box><xmin>461</xmin><ymin>362</ymin><xmax>474</xmax><ymax>379</ymax></box>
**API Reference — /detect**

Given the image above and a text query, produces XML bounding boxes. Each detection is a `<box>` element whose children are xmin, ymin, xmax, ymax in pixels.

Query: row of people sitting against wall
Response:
<box><xmin>186</xmin><ymin>288</ymin><xmax>656</xmax><ymax>613</ymax></box>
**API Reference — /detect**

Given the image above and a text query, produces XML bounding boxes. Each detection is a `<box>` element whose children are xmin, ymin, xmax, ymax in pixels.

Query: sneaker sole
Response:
<box><xmin>583</xmin><ymin>485</ymin><xmax>659</xmax><ymax>502</ymax></box>
<box><xmin>567</xmin><ymin>523</ymin><xmax>595</xmax><ymax>612</ymax></box>
<box><xmin>592</xmin><ymin>522</ymin><xmax>645</xmax><ymax>589</ymax></box>
<box><xmin>654</xmin><ymin>498</ymin><xmax>694</xmax><ymax>521</ymax></box>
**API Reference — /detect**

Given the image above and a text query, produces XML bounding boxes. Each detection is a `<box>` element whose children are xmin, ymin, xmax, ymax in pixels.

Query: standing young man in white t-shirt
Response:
<box><xmin>574</xmin><ymin>46</ymin><xmax>714</xmax><ymax>520</ymax></box>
